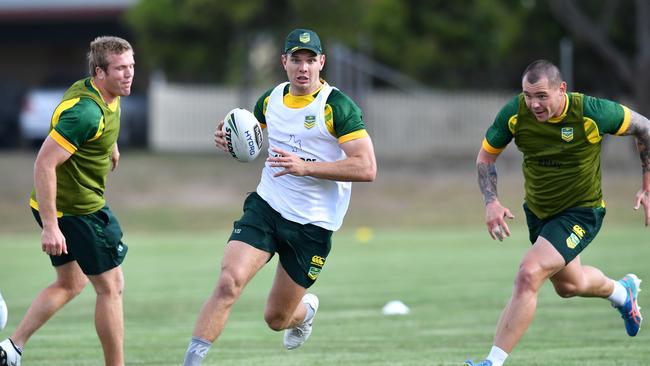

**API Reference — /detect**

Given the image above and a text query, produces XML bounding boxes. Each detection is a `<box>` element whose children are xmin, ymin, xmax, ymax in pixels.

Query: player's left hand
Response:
<box><xmin>111</xmin><ymin>144</ymin><xmax>120</xmax><ymax>171</ymax></box>
<box><xmin>267</xmin><ymin>147</ymin><xmax>309</xmax><ymax>177</ymax></box>
<box><xmin>214</xmin><ymin>120</ymin><xmax>228</xmax><ymax>153</ymax></box>
<box><xmin>633</xmin><ymin>188</ymin><xmax>650</xmax><ymax>226</ymax></box>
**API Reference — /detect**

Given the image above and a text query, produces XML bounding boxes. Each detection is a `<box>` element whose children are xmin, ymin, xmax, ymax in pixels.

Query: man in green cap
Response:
<box><xmin>182</xmin><ymin>28</ymin><xmax>376</xmax><ymax>365</ymax></box>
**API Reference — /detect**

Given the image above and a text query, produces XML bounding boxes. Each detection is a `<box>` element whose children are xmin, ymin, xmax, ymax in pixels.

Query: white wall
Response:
<box><xmin>148</xmin><ymin>80</ymin><xmax>637</xmax><ymax>168</ymax></box>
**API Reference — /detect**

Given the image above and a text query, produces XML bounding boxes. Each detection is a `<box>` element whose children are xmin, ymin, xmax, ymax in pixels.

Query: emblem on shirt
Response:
<box><xmin>304</xmin><ymin>115</ymin><xmax>316</xmax><ymax>129</ymax></box>
<box><xmin>561</xmin><ymin>127</ymin><xmax>574</xmax><ymax>142</ymax></box>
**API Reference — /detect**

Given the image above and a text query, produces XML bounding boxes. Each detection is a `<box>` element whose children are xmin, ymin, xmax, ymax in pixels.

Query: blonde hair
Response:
<box><xmin>87</xmin><ymin>36</ymin><xmax>133</xmax><ymax>76</ymax></box>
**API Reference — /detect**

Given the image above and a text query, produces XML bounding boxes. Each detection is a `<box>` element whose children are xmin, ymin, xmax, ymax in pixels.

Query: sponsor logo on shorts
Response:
<box><xmin>561</xmin><ymin>127</ymin><xmax>574</xmax><ymax>142</ymax></box>
<box><xmin>572</xmin><ymin>224</ymin><xmax>585</xmax><ymax>239</ymax></box>
<box><xmin>118</xmin><ymin>244</ymin><xmax>124</xmax><ymax>252</ymax></box>
<box><xmin>310</xmin><ymin>255</ymin><xmax>325</xmax><ymax>267</ymax></box>
<box><xmin>308</xmin><ymin>266</ymin><xmax>321</xmax><ymax>280</ymax></box>
<box><xmin>233</xmin><ymin>228</ymin><xmax>242</xmax><ymax>234</ymax></box>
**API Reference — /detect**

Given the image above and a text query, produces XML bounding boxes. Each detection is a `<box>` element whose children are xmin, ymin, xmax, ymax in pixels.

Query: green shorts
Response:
<box><xmin>32</xmin><ymin>206</ymin><xmax>127</xmax><ymax>275</ymax></box>
<box><xmin>523</xmin><ymin>203</ymin><xmax>605</xmax><ymax>264</ymax></box>
<box><xmin>229</xmin><ymin>192</ymin><xmax>333</xmax><ymax>288</ymax></box>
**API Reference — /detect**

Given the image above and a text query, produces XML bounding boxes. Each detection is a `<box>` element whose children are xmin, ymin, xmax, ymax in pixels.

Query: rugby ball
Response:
<box><xmin>0</xmin><ymin>291</ymin><xmax>7</xmax><ymax>330</ymax></box>
<box><xmin>222</xmin><ymin>108</ymin><xmax>264</xmax><ymax>162</ymax></box>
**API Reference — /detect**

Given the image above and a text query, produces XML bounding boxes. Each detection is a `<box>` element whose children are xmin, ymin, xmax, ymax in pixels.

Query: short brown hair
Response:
<box><xmin>522</xmin><ymin>59</ymin><xmax>563</xmax><ymax>87</ymax></box>
<box><xmin>87</xmin><ymin>36</ymin><xmax>133</xmax><ymax>76</ymax></box>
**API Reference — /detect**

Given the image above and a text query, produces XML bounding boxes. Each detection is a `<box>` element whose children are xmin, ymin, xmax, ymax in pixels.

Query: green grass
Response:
<box><xmin>1</xmin><ymin>227</ymin><xmax>648</xmax><ymax>365</ymax></box>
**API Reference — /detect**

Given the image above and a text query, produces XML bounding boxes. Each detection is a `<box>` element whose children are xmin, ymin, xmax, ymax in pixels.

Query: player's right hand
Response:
<box><xmin>41</xmin><ymin>225</ymin><xmax>67</xmax><ymax>256</ymax></box>
<box><xmin>214</xmin><ymin>120</ymin><xmax>228</xmax><ymax>152</ymax></box>
<box><xmin>633</xmin><ymin>188</ymin><xmax>650</xmax><ymax>226</ymax></box>
<box><xmin>485</xmin><ymin>200</ymin><xmax>515</xmax><ymax>241</ymax></box>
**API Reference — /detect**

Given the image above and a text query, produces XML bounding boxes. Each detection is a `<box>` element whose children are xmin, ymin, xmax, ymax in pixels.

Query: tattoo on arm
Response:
<box><xmin>478</xmin><ymin>162</ymin><xmax>498</xmax><ymax>205</ymax></box>
<box><xmin>622</xmin><ymin>110</ymin><xmax>650</xmax><ymax>173</ymax></box>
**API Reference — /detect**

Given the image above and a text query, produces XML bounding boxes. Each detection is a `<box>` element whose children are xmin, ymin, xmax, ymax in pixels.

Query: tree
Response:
<box><xmin>126</xmin><ymin>0</ymin><xmax>276</xmax><ymax>83</ymax></box>
<box><xmin>548</xmin><ymin>0</ymin><xmax>650</xmax><ymax>114</ymax></box>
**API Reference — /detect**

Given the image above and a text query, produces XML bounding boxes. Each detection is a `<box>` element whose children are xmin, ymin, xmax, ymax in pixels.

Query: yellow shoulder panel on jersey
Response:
<box><xmin>87</xmin><ymin>116</ymin><xmax>105</xmax><ymax>142</ymax></box>
<box><xmin>51</xmin><ymin>97</ymin><xmax>80</xmax><ymax>129</ymax></box>
<box><xmin>583</xmin><ymin>118</ymin><xmax>602</xmax><ymax>144</ymax></box>
<box><xmin>324</xmin><ymin>104</ymin><xmax>335</xmax><ymax>135</ymax></box>
<box><xmin>507</xmin><ymin>115</ymin><xmax>518</xmax><ymax>134</ymax></box>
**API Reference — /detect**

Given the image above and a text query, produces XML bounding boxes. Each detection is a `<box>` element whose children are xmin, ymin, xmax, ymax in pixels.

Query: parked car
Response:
<box><xmin>19</xmin><ymin>87</ymin><xmax>147</xmax><ymax>148</ymax></box>
<box><xmin>0</xmin><ymin>81</ymin><xmax>24</xmax><ymax>149</ymax></box>
<box><xmin>19</xmin><ymin>88</ymin><xmax>64</xmax><ymax>146</ymax></box>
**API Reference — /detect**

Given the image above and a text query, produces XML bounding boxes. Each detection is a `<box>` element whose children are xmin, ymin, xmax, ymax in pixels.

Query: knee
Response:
<box><xmin>94</xmin><ymin>281</ymin><xmax>123</xmax><ymax>297</ymax></box>
<box><xmin>92</xmin><ymin>272</ymin><xmax>124</xmax><ymax>297</ymax></box>
<box><xmin>264</xmin><ymin>310</ymin><xmax>291</xmax><ymax>331</ymax></box>
<box><xmin>214</xmin><ymin>271</ymin><xmax>244</xmax><ymax>304</ymax></box>
<box><xmin>513</xmin><ymin>264</ymin><xmax>544</xmax><ymax>295</ymax></box>
<box><xmin>56</xmin><ymin>276</ymin><xmax>88</xmax><ymax>298</ymax></box>
<box><xmin>553</xmin><ymin>281</ymin><xmax>581</xmax><ymax>298</ymax></box>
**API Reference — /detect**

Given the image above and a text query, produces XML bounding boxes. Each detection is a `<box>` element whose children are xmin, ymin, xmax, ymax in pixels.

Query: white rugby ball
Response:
<box><xmin>222</xmin><ymin>108</ymin><xmax>264</xmax><ymax>162</ymax></box>
<box><xmin>0</xmin><ymin>291</ymin><xmax>7</xmax><ymax>330</ymax></box>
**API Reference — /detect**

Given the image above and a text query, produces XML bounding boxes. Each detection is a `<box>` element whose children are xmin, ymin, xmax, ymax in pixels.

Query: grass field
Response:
<box><xmin>0</xmin><ymin>151</ymin><xmax>648</xmax><ymax>365</ymax></box>
<box><xmin>0</xmin><ymin>228</ymin><xmax>648</xmax><ymax>365</ymax></box>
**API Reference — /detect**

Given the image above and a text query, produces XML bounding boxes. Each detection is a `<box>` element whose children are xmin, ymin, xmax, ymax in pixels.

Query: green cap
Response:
<box><xmin>283</xmin><ymin>28</ymin><xmax>322</xmax><ymax>55</ymax></box>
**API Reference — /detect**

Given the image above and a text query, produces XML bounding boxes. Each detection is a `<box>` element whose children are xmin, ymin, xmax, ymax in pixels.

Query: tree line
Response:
<box><xmin>127</xmin><ymin>0</ymin><xmax>650</xmax><ymax>114</ymax></box>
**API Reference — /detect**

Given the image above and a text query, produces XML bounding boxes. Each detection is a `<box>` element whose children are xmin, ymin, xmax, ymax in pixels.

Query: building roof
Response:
<box><xmin>0</xmin><ymin>0</ymin><xmax>138</xmax><ymax>20</ymax></box>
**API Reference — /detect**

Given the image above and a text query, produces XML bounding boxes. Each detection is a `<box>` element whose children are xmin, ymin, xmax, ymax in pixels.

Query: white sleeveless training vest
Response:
<box><xmin>256</xmin><ymin>82</ymin><xmax>351</xmax><ymax>231</ymax></box>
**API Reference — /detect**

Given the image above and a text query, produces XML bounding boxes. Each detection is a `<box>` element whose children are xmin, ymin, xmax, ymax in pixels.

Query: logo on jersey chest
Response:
<box><xmin>304</xmin><ymin>115</ymin><xmax>316</xmax><ymax>129</ymax></box>
<box><xmin>561</xmin><ymin>127</ymin><xmax>574</xmax><ymax>142</ymax></box>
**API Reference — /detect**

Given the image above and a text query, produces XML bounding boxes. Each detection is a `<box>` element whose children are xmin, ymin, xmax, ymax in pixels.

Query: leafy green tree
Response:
<box><xmin>549</xmin><ymin>0</ymin><xmax>650</xmax><ymax>114</ymax></box>
<box><xmin>127</xmin><ymin>0</ymin><xmax>271</xmax><ymax>83</ymax></box>
<box><xmin>126</xmin><ymin>0</ymin><xmax>647</xmax><ymax>108</ymax></box>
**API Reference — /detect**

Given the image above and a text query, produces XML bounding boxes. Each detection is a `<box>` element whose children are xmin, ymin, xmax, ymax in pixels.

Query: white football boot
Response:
<box><xmin>283</xmin><ymin>293</ymin><xmax>319</xmax><ymax>350</ymax></box>
<box><xmin>0</xmin><ymin>291</ymin><xmax>7</xmax><ymax>330</ymax></box>
<box><xmin>0</xmin><ymin>339</ymin><xmax>21</xmax><ymax>366</ymax></box>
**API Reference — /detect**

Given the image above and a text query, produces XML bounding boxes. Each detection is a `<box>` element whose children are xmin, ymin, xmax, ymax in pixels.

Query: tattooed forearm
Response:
<box><xmin>478</xmin><ymin>162</ymin><xmax>498</xmax><ymax>205</ymax></box>
<box><xmin>623</xmin><ymin>110</ymin><xmax>650</xmax><ymax>173</ymax></box>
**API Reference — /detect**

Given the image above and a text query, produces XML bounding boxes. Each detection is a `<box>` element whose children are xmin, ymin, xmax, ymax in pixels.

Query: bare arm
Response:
<box><xmin>477</xmin><ymin>147</ymin><xmax>514</xmax><ymax>240</ymax></box>
<box><xmin>267</xmin><ymin>136</ymin><xmax>377</xmax><ymax>182</ymax></box>
<box><xmin>34</xmin><ymin>136</ymin><xmax>73</xmax><ymax>255</ymax></box>
<box><xmin>620</xmin><ymin>109</ymin><xmax>650</xmax><ymax>225</ymax></box>
<box><xmin>477</xmin><ymin>148</ymin><xmax>499</xmax><ymax>205</ymax></box>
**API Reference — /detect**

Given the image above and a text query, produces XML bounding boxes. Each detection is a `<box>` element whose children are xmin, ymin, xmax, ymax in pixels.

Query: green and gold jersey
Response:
<box><xmin>253</xmin><ymin>80</ymin><xmax>368</xmax><ymax>144</ymax></box>
<box><xmin>30</xmin><ymin>78</ymin><xmax>121</xmax><ymax>216</ymax></box>
<box><xmin>483</xmin><ymin>92</ymin><xmax>630</xmax><ymax>218</ymax></box>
